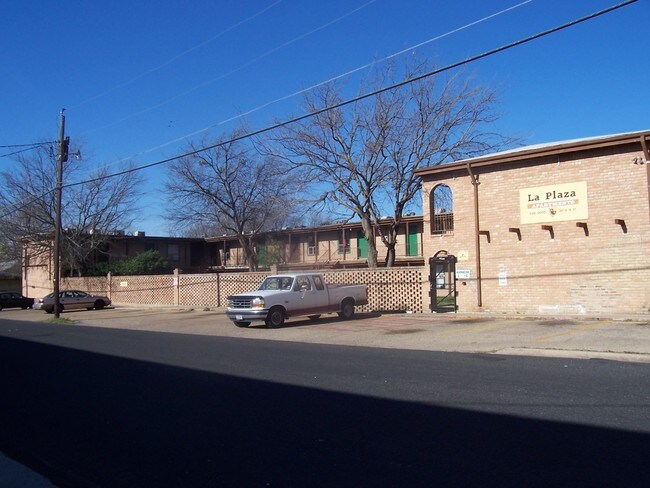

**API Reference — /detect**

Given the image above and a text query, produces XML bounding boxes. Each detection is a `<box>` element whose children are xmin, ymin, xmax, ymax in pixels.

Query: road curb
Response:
<box><xmin>496</xmin><ymin>347</ymin><xmax>650</xmax><ymax>363</ymax></box>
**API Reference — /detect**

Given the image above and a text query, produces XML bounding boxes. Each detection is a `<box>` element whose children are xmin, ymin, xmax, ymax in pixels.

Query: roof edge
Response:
<box><xmin>416</xmin><ymin>130</ymin><xmax>650</xmax><ymax>176</ymax></box>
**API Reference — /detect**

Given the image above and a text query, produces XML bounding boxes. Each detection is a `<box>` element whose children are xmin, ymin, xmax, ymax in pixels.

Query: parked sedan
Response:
<box><xmin>33</xmin><ymin>290</ymin><xmax>111</xmax><ymax>313</ymax></box>
<box><xmin>0</xmin><ymin>291</ymin><xmax>35</xmax><ymax>311</ymax></box>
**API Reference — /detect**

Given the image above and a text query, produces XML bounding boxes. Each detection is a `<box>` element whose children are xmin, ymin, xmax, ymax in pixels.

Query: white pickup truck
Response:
<box><xmin>226</xmin><ymin>273</ymin><xmax>368</xmax><ymax>328</ymax></box>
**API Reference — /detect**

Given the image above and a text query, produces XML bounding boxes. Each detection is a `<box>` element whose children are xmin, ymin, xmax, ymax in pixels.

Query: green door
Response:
<box><xmin>407</xmin><ymin>224</ymin><xmax>419</xmax><ymax>256</ymax></box>
<box><xmin>257</xmin><ymin>245</ymin><xmax>266</xmax><ymax>267</ymax></box>
<box><xmin>357</xmin><ymin>232</ymin><xmax>368</xmax><ymax>259</ymax></box>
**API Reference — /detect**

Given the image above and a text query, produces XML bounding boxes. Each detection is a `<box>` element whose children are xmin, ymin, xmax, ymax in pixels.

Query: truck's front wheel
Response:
<box><xmin>265</xmin><ymin>307</ymin><xmax>285</xmax><ymax>328</ymax></box>
<box><xmin>338</xmin><ymin>299</ymin><xmax>355</xmax><ymax>320</ymax></box>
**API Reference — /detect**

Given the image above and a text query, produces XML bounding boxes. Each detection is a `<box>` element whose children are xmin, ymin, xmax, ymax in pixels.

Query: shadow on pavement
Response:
<box><xmin>1</xmin><ymin>336</ymin><xmax>648</xmax><ymax>487</ymax></box>
<box><xmin>246</xmin><ymin>311</ymin><xmax>384</xmax><ymax>329</ymax></box>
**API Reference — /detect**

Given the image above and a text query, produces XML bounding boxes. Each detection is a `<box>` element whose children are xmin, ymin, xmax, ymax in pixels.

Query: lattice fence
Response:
<box><xmin>110</xmin><ymin>274</ymin><xmax>175</xmax><ymax>305</ymax></box>
<box><xmin>61</xmin><ymin>267</ymin><xmax>427</xmax><ymax>313</ymax></box>
<box><xmin>322</xmin><ymin>268</ymin><xmax>425</xmax><ymax>313</ymax></box>
<box><xmin>179</xmin><ymin>274</ymin><xmax>219</xmax><ymax>307</ymax></box>
<box><xmin>213</xmin><ymin>269</ymin><xmax>426</xmax><ymax>313</ymax></box>
<box><xmin>61</xmin><ymin>276</ymin><xmax>108</xmax><ymax>296</ymax></box>
<box><xmin>217</xmin><ymin>272</ymin><xmax>269</xmax><ymax>305</ymax></box>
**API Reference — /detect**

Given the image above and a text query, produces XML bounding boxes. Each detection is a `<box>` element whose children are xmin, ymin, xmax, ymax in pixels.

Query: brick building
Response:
<box><xmin>206</xmin><ymin>215</ymin><xmax>424</xmax><ymax>270</ymax></box>
<box><xmin>22</xmin><ymin>218</ymin><xmax>425</xmax><ymax>299</ymax></box>
<box><xmin>417</xmin><ymin>130</ymin><xmax>649</xmax><ymax>316</ymax></box>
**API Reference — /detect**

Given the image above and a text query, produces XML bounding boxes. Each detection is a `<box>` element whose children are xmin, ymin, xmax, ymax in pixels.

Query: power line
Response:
<box><xmin>1</xmin><ymin>147</ymin><xmax>43</xmax><ymax>158</ymax></box>
<box><xmin>177</xmin><ymin>0</ymin><xmax>535</xmax><ymax>149</ymax></box>
<box><xmin>0</xmin><ymin>142</ymin><xmax>53</xmax><ymax>148</ymax></box>
<box><xmin>0</xmin><ymin>141</ymin><xmax>55</xmax><ymax>159</ymax></box>
<box><xmin>0</xmin><ymin>0</ymin><xmax>637</xmax><ymax>222</ymax></box>
<box><xmin>70</xmin><ymin>0</ymin><xmax>284</xmax><ymax>109</ymax></box>
<box><xmin>76</xmin><ymin>0</ymin><xmax>636</xmax><ymax>182</ymax></box>
<box><xmin>80</xmin><ymin>0</ymin><xmax>534</xmax><ymax>173</ymax></box>
<box><xmin>79</xmin><ymin>0</ymin><xmax>377</xmax><ymax>137</ymax></box>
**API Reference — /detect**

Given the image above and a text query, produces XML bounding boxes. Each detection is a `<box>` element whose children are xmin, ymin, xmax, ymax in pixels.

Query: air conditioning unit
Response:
<box><xmin>134</xmin><ymin>231</ymin><xmax>146</xmax><ymax>237</ymax></box>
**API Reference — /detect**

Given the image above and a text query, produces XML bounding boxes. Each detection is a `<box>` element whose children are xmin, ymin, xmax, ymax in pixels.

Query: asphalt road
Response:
<box><xmin>1</xmin><ymin>317</ymin><xmax>649</xmax><ymax>487</ymax></box>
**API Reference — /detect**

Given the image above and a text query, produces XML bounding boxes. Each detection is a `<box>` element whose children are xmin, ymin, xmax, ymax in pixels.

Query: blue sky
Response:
<box><xmin>1</xmin><ymin>0</ymin><xmax>647</xmax><ymax>236</ymax></box>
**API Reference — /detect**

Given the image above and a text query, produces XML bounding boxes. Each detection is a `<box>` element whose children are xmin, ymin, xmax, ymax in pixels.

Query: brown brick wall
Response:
<box><xmin>422</xmin><ymin>145</ymin><xmax>650</xmax><ymax>315</ymax></box>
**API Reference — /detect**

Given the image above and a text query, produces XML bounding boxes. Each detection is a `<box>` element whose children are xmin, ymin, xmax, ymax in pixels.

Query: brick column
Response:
<box><xmin>107</xmin><ymin>272</ymin><xmax>112</xmax><ymax>301</ymax></box>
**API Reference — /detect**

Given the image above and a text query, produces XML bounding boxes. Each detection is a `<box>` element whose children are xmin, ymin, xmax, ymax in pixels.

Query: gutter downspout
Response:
<box><xmin>467</xmin><ymin>162</ymin><xmax>482</xmax><ymax>307</ymax></box>
<box><xmin>641</xmin><ymin>135</ymin><xmax>650</xmax><ymax>222</ymax></box>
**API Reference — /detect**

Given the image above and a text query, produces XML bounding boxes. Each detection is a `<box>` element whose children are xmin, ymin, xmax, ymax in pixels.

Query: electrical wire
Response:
<box><xmin>79</xmin><ymin>0</ymin><xmax>377</xmax><ymax>137</ymax></box>
<box><xmin>170</xmin><ymin>0</ymin><xmax>535</xmax><ymax>150</ymax></box>
<box><xmin>80</xmin><ymin>0</ymin><xmax>534</xmax><ymax>172</ymax></box>
<box><xmin>72</xmin><ymin>0</ymin><xmax>643</xmax><ymax>180</ymax></box>
<box><xmin>70</xmin><ymin>0</ymin><xmax>284</xmax><ymax>109</ymax></box>
<box><xmin>1</xmin><ymin>147</ymin><xmax>43</xmax><ymax>158</ymax></box>
<box><xmin>0</xmin><ymin>142</ymin><xmax>53</xmax><ymax>148</ymax></box>
<box><xmin>0</xmin><ymin>141</ymin><xmax>55</xmax><ymax>159</ymax></box>
<box><xmin>0</xmin><ymin>0</ymin><xmax>637</xmax><ymax>222</ymax></box>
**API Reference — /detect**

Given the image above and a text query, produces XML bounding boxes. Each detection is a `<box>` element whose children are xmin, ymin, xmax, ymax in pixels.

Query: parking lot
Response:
<box><xmin>2</xmin><ymin>305</ymin><xmax>649</xmax><ymax>362</ymax></box>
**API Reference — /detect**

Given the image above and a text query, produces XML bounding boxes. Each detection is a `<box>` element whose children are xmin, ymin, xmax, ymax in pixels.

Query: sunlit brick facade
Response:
<box><xmin>417</xmin><ymin>131</ymin><xmax>650</xmax><ymax>316</ymax></box>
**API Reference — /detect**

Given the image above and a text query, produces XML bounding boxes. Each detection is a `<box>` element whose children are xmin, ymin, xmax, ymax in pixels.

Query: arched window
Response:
<box><xmin>430</xmin><ymin>184</ymin><xmax>454</xmax><ymax>234</ymax></box>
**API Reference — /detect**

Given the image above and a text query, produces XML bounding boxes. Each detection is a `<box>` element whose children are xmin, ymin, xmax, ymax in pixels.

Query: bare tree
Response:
<box><xmin>269</xmin><ymin>60</ymin><xmax>516</xmax><ymax>267</ymax></box>
<box><xmin>0</xmin><ymin>143</ymin><xmax>144</xmax><ymax>275</ymax></box>
<box><xmin>164</xmin><ymin>130</ymin><xmax>301</xmax><ymax>271</ymax></box>
<box><xmin>176</xmin><ymin>221</ymin><xmax>224</xmax><ymax>238</ymax></box>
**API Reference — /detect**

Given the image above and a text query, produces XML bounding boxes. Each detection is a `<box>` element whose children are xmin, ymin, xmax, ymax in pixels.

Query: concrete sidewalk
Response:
<box><xmin>2</xmin><ymin>306</ymin><xmax>648</xmax><ymax>363</ymax></box>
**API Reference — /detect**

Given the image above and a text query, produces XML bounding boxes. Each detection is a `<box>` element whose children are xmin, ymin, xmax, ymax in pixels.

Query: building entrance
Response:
<box><xmin>429</xmin><ymin>251</ymin><xmax>457</xmax><ymax>313</ymax></box>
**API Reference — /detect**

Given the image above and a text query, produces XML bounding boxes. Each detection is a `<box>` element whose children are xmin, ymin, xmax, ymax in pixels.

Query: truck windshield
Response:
<box><xmin>259</xmin><ymin>276</ymin><xmax>294</xmax><ymax>291</ymax></box>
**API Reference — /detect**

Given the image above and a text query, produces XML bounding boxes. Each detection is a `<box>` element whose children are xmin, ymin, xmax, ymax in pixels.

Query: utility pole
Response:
<box><xmin>53</xmin><ymin>108</ymin><xmax>69</xmax><ymax>318</ymax></box>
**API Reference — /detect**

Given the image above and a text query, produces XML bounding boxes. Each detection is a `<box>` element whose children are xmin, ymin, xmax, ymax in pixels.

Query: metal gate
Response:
<box><xmin>429</xmin><ymin>251</ymin><xmax>457</xmax><ymax>313</ymax></box>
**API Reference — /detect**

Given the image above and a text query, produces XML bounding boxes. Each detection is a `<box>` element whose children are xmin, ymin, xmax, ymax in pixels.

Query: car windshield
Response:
<box><xmin>259</xmin><ymin>277</ymin><xmax>294</xmax><ymax>291</ymax></box>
